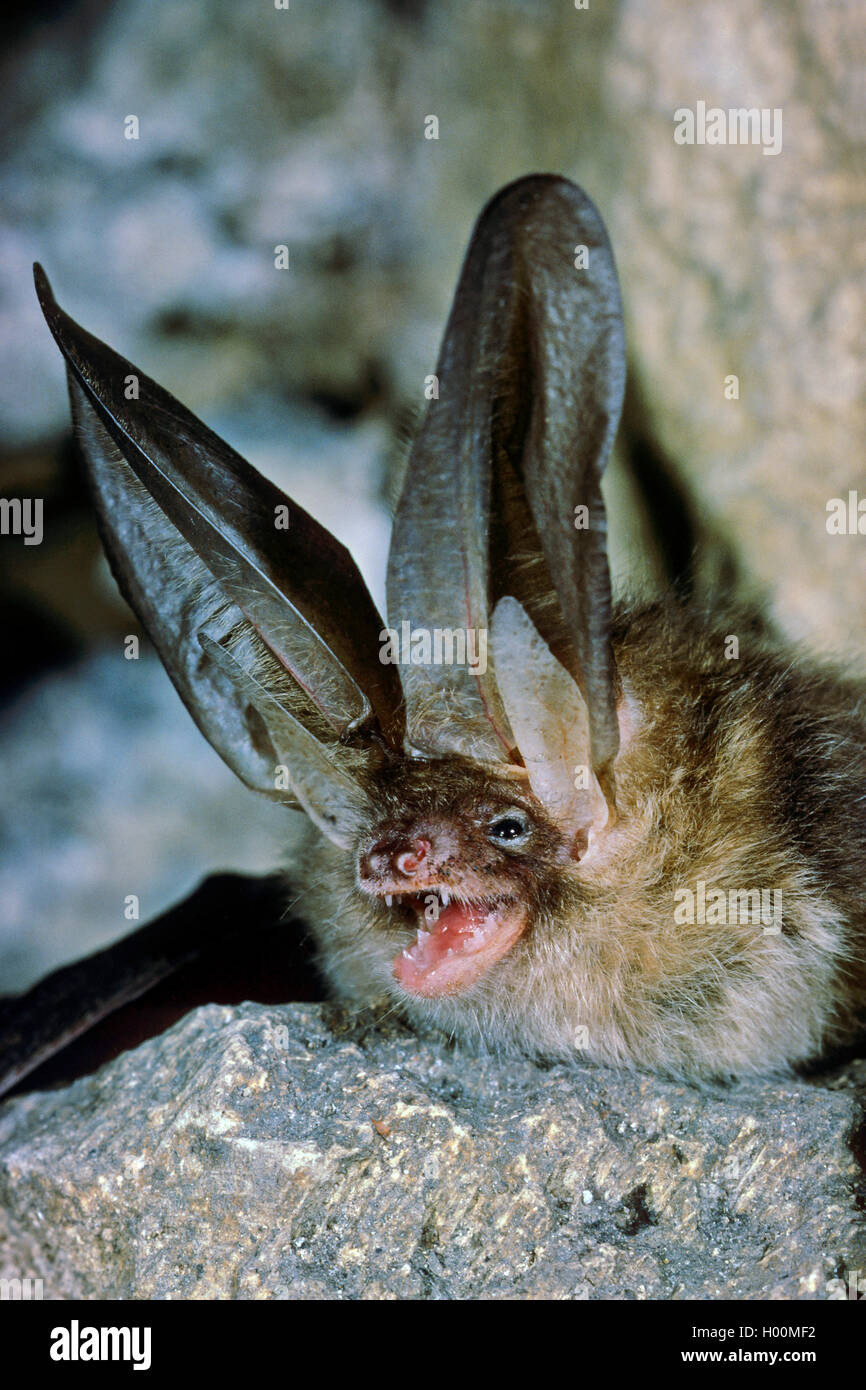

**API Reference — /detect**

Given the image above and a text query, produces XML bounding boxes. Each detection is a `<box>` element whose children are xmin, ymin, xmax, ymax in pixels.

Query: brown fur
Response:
<box><xmin>296</xmin><ymin>595</ymin><xmax>866</xmax><ymax>1082</ymax></box>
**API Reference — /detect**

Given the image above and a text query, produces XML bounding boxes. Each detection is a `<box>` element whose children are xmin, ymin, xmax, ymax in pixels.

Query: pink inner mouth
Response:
<box><xmin>392</xmin><ymin>898</ymin><xmax>527</xmax><ymax>998</ymax></box>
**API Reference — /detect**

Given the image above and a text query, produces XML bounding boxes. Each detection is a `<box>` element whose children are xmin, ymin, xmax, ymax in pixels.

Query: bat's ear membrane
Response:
<box><xmin>491</xmin><ymin>597</ymin><xmax>616</xmax><ymax>859</ymax></box>
<box><xmin>386</xmin><ymin>174</ymin><xmax>625</xmax><ymax>780</ymax></box>
<box><xmin>33</xmin><ymin>264</ymin><xmax>403</xmax><ymax>848</ymax></box>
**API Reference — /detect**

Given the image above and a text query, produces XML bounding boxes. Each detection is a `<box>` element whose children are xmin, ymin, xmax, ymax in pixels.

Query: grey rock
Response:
<box><xmin>0</xmin><ymin>1002</ymin><xmax>863</xmax><ymax>1299</ymax></box>
<box><xmin>602</xmin><ymin>0</ymin><xmax>866</xmax><ymax>662</ymax></box>
<box><xmin>0</xmin><ymin>651</ymin><xmax>293</xmax><ymax>992</ymax></box>
<box><xmin>2</xmin><ymin>0</ymin><xmax>410</xmax><ymax>446</ymax></box>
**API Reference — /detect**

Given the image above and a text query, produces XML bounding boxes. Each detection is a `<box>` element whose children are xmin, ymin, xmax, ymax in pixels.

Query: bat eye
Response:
<box><xmin>487</xmin><ymin>810</ymin><xmax>532</xmax><ymax>848</ymax></box>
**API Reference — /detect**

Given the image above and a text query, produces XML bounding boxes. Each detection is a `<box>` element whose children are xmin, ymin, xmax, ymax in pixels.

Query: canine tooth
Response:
<box><xmin>385</xmin><ymin>895</ymin><xmax>393</xmax><ymax>907</ymax></box>
<box><xmin>441</xmin><ymin>890</ymin><xmax>450</xmax><ymax>907</ymax></box>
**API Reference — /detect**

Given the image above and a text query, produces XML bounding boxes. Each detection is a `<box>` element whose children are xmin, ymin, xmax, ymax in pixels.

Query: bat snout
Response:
<box><xmin>359</xmin><ymin>835</ymin><xmax>432</xmax><ymax>885</ymax></box>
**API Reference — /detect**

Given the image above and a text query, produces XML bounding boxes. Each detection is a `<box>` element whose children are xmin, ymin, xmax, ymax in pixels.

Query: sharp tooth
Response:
<box><xmin>441</xmin><ymin>890</ymin><xmax>450</xmax><ymax>907</ymax></box>
<box><xmin>418</xmin><ymin>930</ymin><xmax>431</xmax><ymax>943</ymax></box>
<box><xmin>385</xmin><ymin>895</ymin><xmax>393</xmax><ymax>907</ymax></box>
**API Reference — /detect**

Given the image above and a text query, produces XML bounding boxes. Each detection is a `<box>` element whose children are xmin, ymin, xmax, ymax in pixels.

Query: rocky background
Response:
<box><xmin>0</xmin><ymin>0</ymin><xmax>863</xmax><ymax>1300</ymax></box>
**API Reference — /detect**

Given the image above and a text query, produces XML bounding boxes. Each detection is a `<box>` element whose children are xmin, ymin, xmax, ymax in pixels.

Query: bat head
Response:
<box><xmin>35</xmin><ymin>174</ymin><xmax>627</xmax><ymax>994</ymax></box>
<box><xmin>352</xmin><ymin>755</ymin><xmax>570</xmax><ymax>997</ymax></box>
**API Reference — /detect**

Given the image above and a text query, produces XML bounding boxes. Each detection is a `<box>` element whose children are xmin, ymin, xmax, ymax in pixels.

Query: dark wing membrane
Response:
<box><xmin>387</xmin><ymin>175</ymin><xmax>623</xmax><ymax>789</ymax></box>
<box><xmin>0</xmin><ymin>873</ymin><xmax>291</xmax><ymax>1102</ymax></box>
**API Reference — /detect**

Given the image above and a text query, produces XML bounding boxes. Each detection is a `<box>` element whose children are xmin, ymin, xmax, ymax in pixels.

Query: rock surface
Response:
<box><xmin>0</xmin><ymin>651</ymin><xmax>293</xmax><ymax>990</ymax></box>
<box><xmin>603</xmin><ymin>0</ymin><xmax>866</xmax><ymax>661</ymax></box>
<box><xmin>0</xmin><ymin>1002</ymin><xmax>863</xmax><ymax>1299</ymax></box>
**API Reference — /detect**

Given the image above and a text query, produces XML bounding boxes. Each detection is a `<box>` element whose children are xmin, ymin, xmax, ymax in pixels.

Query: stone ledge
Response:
<box><xmin>0</xmin><ymin>1002</ymin><xmax>863</xmax><ymax>1300</ymax></box>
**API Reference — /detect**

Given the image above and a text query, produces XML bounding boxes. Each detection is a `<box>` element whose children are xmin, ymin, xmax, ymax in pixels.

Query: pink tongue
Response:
<box><xmin>393</xmin><ymin>901</ymin><xmax>526</xmax><ymax>998</ymax></box>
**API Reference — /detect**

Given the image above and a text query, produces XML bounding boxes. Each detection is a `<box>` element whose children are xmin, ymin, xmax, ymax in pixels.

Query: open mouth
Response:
<box><xmin>381</xmin><ymin>889</ymin><xmax>528</xmax><ymax>998</ymax></box>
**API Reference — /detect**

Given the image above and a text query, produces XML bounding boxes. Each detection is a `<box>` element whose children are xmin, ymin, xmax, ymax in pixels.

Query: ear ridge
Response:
<box><xmin>386</xmin><ymin>175</ymin><xmax>623</xmax><ymax>782</ymax></box>
<box><xmin>199</xmin><ymin>629</ymin><xmax>369</xmax><ymax>849</ymax></box>
<box><xmin>69</xmin><ymin>387</ymin><xmax>288</xmax><ymax>795</ymax></box>
<box><xmin>35</xmin><ymin>264</ymin><xmax>403</xmax><ymax>746</ymax></box>
<box><xmin>35</xmin><ymin>264</ymin><xmax>405</xmax><ymax>822</ymax></box>
<box><xmin>496</xmin><ymin>177</ymin><xmax>624</xmax><ymax>793</ymax></box>
<box><xmin>490</xmin><ymin>596</ymin><xmax>609</xmax><ymax>843</ymax></box>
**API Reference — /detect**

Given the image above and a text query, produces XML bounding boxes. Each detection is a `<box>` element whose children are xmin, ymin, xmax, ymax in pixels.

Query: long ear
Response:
<box><xmin>35</xmin><ymin>265</ymin><xmax>401</xmax><ymax>842</ymax></box>
<box><xmin>491</xmin><ymin>597</ymin><xmax>608</xmax><ymax>851</ymax></box>
<box><xmin>199</xmin><ymin>623</ymin><xmax>368</xmax><ymax>847</ymax></box>
<box><xmin>387</xmin><ymin>175</ymin><xmax>624</xmax><ymax>798</ymax></box>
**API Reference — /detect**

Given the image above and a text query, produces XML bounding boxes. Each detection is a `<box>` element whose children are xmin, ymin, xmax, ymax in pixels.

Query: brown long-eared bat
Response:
<box><xmin>5</xmin><ymin>173</ymin><xmax>866</xmax><ymax>1095</ymax></box>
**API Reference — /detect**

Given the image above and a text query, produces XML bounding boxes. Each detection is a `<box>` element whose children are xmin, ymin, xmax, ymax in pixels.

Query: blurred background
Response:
<box><xmin>0</xmin><ymin>0</ymin><xmax>863</xmax><ymax>991</ymax></box>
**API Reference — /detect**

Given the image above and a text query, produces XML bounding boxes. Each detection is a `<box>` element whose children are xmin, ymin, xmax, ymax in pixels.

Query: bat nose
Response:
<box><xmin>360</xmin><ymin>836</ymin><xmax>431</xmax><ymax>880</ymax></box>
<box><xmin>395</xmin><ymin>839</ymin><xmax>430</xmax><ymax>876</ymax></box>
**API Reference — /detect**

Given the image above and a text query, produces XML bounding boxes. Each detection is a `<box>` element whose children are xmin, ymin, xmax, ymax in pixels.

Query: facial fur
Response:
<box><xmin>296</xmin><ymin>596</ymin><xmax>866</xmax><ymax>1083</ymax></box>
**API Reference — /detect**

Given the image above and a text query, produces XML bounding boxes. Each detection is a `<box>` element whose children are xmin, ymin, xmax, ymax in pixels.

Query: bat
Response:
<box><xmin>6</xmin><ymin>172</ymin><xmax>865</xmax><ymax>1095</ymax></box>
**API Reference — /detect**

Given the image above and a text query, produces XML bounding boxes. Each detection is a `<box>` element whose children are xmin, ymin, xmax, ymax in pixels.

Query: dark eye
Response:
<box><xmin>487</xmin><ymin>810</ymin><xmax>532</xmax><ymax>848</ymax></box>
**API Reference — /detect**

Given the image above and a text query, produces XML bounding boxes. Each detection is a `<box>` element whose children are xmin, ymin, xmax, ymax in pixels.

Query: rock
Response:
<box><xmin>0</xmin><ymin>1002</ymin><xmax>863</xmax><ymax>1299</ymax></box>
<box><xmin>602</xmin><ymin>0</ymin><xmax>866</xmax><ymax>661</ymax></box>
<box><xmin>2</xmin><ymin>0</ymin><xmax>412</xmax><ymax>446</ymax></box>
<box><xmin>0</xmin><ymin>651</ymin><xmax>292</xmax><ymax>991</ymax></box>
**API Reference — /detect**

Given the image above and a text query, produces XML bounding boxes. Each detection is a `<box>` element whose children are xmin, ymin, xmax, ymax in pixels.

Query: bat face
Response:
<box><xmin>354</xmin><ymin>759</ymin><xmax>571</xmax><ymax>998</ymax></box>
